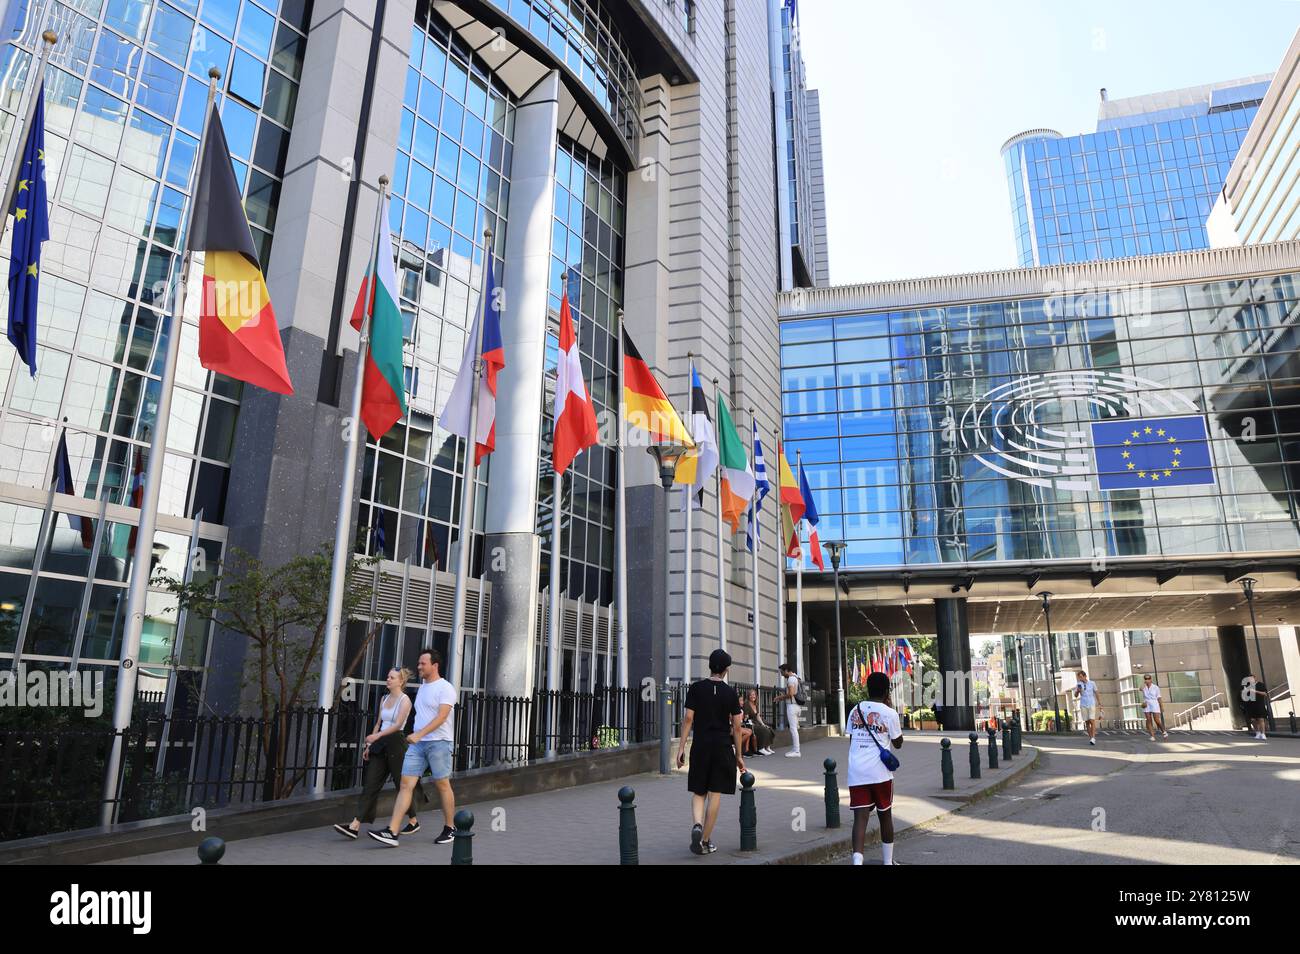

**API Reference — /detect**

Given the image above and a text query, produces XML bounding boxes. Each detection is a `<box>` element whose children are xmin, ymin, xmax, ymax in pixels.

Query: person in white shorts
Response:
<box><xmin>1074</xmin><ymin>670</ymin><xmax>1103</xmax><ymax>745</ymax></box>
<box><xmin>778</xmin><ymin>663</ymin><xmax>801</xmax><ymax>757</ymax></box>
<box><xmin>1141</xmin><ymin>674</ymin><xmax>1168</xmax><ymax>740</ymax></box>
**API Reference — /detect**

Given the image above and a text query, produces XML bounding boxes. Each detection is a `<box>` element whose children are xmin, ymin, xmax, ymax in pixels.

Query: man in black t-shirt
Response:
<box><xmin>676</xmin><ymin>649</ymin><xmax>745</xmax><ymax>855</ymax></box>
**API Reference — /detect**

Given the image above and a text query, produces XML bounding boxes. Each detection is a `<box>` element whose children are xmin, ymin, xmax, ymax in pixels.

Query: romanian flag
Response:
<box><xmin>715</xmin><ymin>391</ymin><xmax>754</xmax><ymax>533</ymax></box>
<box><xmin>349</xmin><ymin>190</ymin><xmax>406</xmax><ymax>439</ymax></box>
<box><xmin>622</xmin><ymin>328</ymin><xmax>690</xmax><ymax>446</ymax></box>
<box><xmin>777</xmin><ymin>443</ymin><xmax>803</xmax><ymax>558</ymax></box>
<box><xmin>189</xmin><ymin>104</ymin><xmax>293</xmax><ymax>394</ymax></box>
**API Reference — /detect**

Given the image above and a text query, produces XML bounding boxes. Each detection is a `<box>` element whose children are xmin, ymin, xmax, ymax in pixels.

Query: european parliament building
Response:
<box><xmin>782</xmin><ymin>242</ymin><xmax>1300</xmax><ymax>729</ymax></box>
<box><xmin>0</xmin><ymin>0</ymin><xmax>826</xmax><ymax>716</ymax></box>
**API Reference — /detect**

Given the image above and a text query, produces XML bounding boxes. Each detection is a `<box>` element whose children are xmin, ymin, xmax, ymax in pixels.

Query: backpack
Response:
<box><xmin>791</xmin><ymin>674</ymin><xmax>807</xmax><ymax>707</ymax></box>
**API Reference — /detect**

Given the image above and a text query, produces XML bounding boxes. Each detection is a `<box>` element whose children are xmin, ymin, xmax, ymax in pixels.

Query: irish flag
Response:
<box><xmin>349</xmin><ymin>191</ymin><xmax>406</xmax><ymax>439</ymax></box>
<box><xmin>552</xmin><ymin>287</ymin><xmax>598</xmax><ymax>475</ymax></box>
<box><xmin>715</xmin><ymin>391</ymin><xmax>754</xmax><ymax>533</ymax></box>
<box><xmin>189</xmin><ymin>104</ymin><xmax>293</xmax><ymax>394</ymax></box>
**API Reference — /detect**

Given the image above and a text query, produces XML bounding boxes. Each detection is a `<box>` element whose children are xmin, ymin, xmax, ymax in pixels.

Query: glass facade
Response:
<box><xmin>782</xmin><ymin>272</ymin><xmax>1300</xmax><ymax>570</ymax></box>
<box><xmin>0</xmin><ymin>0</ymin><xmax>311</xmax><ymax>698</ymax></box>
<box><xmin>1004</xmin><ymin>84</ymin><xmax>1263</xmax><ymax>266</ymax></box>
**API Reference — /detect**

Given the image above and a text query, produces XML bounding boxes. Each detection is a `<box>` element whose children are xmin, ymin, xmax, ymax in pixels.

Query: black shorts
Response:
<box><xmin>687</xmin><ymin>736</ymin><xmax>737</xmax><ymax>796</ymax></box>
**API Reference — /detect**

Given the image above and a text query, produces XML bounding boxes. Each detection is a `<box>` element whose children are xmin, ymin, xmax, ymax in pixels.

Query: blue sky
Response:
<box><xmin>799</xmin><ymin>0</ymin><xmax>1300</xmax><ymax>283</ymax></box>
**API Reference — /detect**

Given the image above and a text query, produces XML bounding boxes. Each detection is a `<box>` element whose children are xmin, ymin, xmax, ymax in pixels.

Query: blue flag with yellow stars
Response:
<box><xmin>1091</xmin><ymin>415</ymin><xmax>1215</xmax><ymax>490</ymax></box>
<box><xmin>7</xmin><ymin>84</ymin><xmax>50</xmax><ymax>377</ymax></box>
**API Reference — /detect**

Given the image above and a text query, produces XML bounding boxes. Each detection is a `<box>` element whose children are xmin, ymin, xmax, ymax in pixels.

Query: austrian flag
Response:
<box><xmin>552</xmin><ymin>288</ymin><xmax>599</xmax><ymax>475</ymax></box>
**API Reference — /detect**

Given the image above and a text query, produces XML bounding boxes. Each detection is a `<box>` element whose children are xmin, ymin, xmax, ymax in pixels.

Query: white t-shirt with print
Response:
<box><xmin>844</xmin><ymin>700</ymin><xmax>902</xmax><ymax>786</ymax></box>
<box><xmin>1141</xmin><ymin>683</ymin><xmax>1161</xmax><ymax>712</ymax></box>
<box><xmin>413</xmin><ymin>677</ymin><xmax>457</xmax><ymax>741</ymax></box>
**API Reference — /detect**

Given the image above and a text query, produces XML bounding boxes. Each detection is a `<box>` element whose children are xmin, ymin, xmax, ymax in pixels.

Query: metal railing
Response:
<box><xmin>1170</xmin><ymin>692</ymin><xmax>1225</xmax><ymax>731</ymax></box>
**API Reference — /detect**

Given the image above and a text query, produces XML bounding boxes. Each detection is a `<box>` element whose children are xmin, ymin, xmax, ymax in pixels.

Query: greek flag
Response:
<box><xmin>746</xmin><ymin>421</ymin><xmax>770</xmax><ymax>553</ymax></box>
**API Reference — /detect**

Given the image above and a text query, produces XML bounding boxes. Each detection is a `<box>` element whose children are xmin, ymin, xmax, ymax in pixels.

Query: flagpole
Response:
<box><xmin>795</xmin><ymin>449</ymin><xmax>805</xmax><ymax>680</ymax></box>
<box><xmin>101</xmin><ymin>69</ymin><xmax>222</xmax><ymax>827</ymax></box>
<box><xmin>69</xmin><ymin>491</ymin><xmax>111</xmax><ymax>671</ymax></box>
<box><xmin>748</xmin><ymin>410</ymin><xmax>761</xmax><ymax>684</ymax></box>
<box><xmin>0</xmin><ymin>30</ymin><xmax>56</xmax><ymax>241</ymax></box>
<box><xmin>546</xmin><ymin>465</ymin><xmax>562</xmax><ymax>757</ymax></box>
<box><xmin>154</xmin><ymin>508</ymin><xmax>203</xmax><ymax>778</ymax></box>
<box><xmin>713</xmin><ymin>378</ymin><xmax>727</xmax><ymax>652</ymax></box>
<box><xmin>682</xmin><ymin>354</ymin><xmax>695</xmax><ymax>684</ymax></box>
<box><xmin>614</xmin><ymin>310</ymin><xmax>629</xmax><ymax>744</ymax></box>
<box><xmin>774</xmin><ymin>425</ymin><xmax>786</xmax><ymax>677</ymax></box>
<box><xmin>448</xmin><ymin>227</ymin><xmax>493</xmax><ymax>688</ymax></box>
<box><xmin>11</xmin><ymin>419</ymin><xmax>65</xmax><ymax>668</ymax></box>
<box><xmin>312</xmin><ymin>174</ymin><xmax>389</xmax><ymax>792</ymax></box>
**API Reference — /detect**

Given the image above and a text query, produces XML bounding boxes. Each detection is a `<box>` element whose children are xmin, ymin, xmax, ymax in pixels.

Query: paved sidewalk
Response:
<box><xmin>108</xmin><ymin>732</ymin><xmax>1037</xmax><ymax>865</ymax></box>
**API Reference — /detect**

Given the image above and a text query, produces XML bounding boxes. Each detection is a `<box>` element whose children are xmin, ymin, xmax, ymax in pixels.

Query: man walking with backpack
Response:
<box><xmin>778</xmin><ymin>662</ymin><xmax>804</xmax><ymax>757</ymax></box>
<box><xmin>846</xmin><ymin>671</ymin><xmax>904</xmax><ymax>865</ymax></box>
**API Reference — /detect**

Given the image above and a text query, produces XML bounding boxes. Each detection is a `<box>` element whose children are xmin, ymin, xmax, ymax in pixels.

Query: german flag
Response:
<box><xmin>622</xmin><ymin>328</ymin><xmax>691</xmax><ymax>445</ymax></box>
<box><xmin>188</xmin><ymin>104</ymin><xmax>293</xmax><ymax>394</ymax></box>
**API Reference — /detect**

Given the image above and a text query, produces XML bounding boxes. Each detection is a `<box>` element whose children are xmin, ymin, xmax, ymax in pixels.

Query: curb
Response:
<box><xmin>764</xmin><ymin>745</ymin><xmax>1042</xmax><ymax>866</ymax></box>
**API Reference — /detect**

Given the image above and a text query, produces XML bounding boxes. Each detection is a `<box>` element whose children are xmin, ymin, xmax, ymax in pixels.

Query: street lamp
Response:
<box><xmin>1148</xmin><ymin>631</ymin><xmax>1159</xmax><ymax>695</ymax></box>
<box><xmin>1016</xmin><ymin>637</ymin><xmax>1030</xmax><ymax>732</ymax></box>
<box><xmin>825</xmin><ymin>540</ymin><xmax>847</xmax><ymax>727</ymax></box>
<box><xmin>648</xmin><ymin>442</ymin><xmax>690</xmax><ymax>775</ymax></box>
<box><xmin>1040</xmin><ymin>592</ymin><xmax>1062</xmax><ymax>733</ymax></box>
<box><xmin>1239</xmin><ymin>578</ymin><xmax>1275</xmax><ymax>732</ymax></box>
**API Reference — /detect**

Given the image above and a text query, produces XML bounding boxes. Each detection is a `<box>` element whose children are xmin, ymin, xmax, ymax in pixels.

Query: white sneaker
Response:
<box><xmin>761</xmin><ymin>747</ymin><xmax>774</xmax><ymax>756</ymax></box>
<box><xmin>1259</xmin><ymin>733</ymin><xmax>1267</xmax><ymax>740</ymax></box>
<box><xmin>785</xmin><ymin>750</ymin><xmax>801</xmax><ymax>757</ymax></box>
<box><xmin>1088</xmin><ymin>737</ymin><xmax>1096</xmax><ymax>746</ymax></box>
<box><xmin>1161</xmin><ymin>732</ymin><xmax>1169</xmax><ymax>739</ymax></box>
<box><xmin>1149</xmin><ymin>735</ymin><xmax>1156</xmax><ymax>742</ymax></box>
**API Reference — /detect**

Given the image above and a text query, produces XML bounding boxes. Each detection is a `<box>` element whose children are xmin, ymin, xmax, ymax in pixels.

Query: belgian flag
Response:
<box><xmin>188</xmin><ymin>104</ymin><xmax>293</xmax><ymax>394</ymax></box>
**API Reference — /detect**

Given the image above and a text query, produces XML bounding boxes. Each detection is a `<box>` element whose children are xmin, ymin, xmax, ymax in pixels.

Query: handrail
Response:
<box><xmin>1171</xmin><ymin>692</ymin><xmax>1224</xmax><ymax>730</ymax></box>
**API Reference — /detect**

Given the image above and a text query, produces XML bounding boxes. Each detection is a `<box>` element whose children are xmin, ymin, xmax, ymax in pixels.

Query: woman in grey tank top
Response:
<box><xmin>333</xmin><ymin>668</ymin><xmax>429</xmax><ymax>839</ymax></box>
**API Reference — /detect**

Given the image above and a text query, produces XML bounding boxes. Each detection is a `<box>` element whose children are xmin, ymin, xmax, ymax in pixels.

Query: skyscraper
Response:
<box><xmin>1003</xmin><ymin>76</ymin><xmax>1269</xmax><ymax>267</ymax></box>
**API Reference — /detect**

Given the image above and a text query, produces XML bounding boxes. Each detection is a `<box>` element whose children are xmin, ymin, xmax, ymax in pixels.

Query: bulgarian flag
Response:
<box><xmin>552</xmin><ymin>286</ymin><xmax>598</xmax><ymax>475</ymax></box>
<box><xmin>349</xmin><ymin>190</ymin><xmax>406</xmax><ymax>439</ymax></box>
<box><xmin>715</xmin><ymin>391</ymin><xmax>754</xmax><ymax>533</ymax></box>
<box><xmin>189</xmin><ymin>104</ymin><xmax>293</xmax><ymax>394</ymax></box>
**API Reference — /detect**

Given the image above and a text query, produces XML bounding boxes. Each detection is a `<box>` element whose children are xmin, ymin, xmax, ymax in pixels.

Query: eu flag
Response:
<box><xmin>371</xmin><ymin>509</ymin><xmax>387</xmax><ymax>557</ymax></box>
<box><xmin>1091</xmin><ymin>415</ymin><xmax>1214</xmax><ymax>490</ymax></box>
<box><xmin>7</xmin><ymin>84</ymin><xmax>49</xmax><ymax>377</ymax></box>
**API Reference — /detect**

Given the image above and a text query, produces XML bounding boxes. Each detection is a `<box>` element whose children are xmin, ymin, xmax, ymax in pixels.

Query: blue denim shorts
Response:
<box><xmin>403</xmin><ymin>739</ymin><xmax>453</xmax><ymax>780</ymax></box>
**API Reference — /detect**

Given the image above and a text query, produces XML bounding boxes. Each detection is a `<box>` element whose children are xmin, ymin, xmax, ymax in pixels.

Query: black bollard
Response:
<box><xmin>739</xmin><ymin>772</ymin><xmax>757</xmax><ymax>851</ymax></box>
<box><xmin>1011</xmin><ymin>719</ymin><xmax>1022</xmax><ymax>754</ymax></box>
<box><xmin>967</xmin><ymin>731</ymin><xmax>980</xmax><ymax>779</ymax></box>
<box><xmin>450</xmin><ymin>809</ymin><xmax>474</xmax><ymax>865</ymax></box>
<box><xmin>823</xmin><ymin>758</ymin><xmax>841</xmax><ymax>829</ymax></box>
<box><xmin>196</xmin><ymin>836</ymin><xmax>224</xmax><ymax>865</ymax></box>
<box><xmin>1002</xmin><ymin>724</ymin><xmax>1012</xmax><ymax>760</ymax></box>
<box><xmin>987</xmin><ymin>725</ymin><xmax>998</xmax><ymax>769</ymax></box>
<box><xmin>940</xmin><ymin>737</ymin><xmax>955</xmax><ymax>790</ymax></box>
<box><xmin>1290</xmin><ymin>711</ymin><xmax>1297</xmax><ymax>736</ymax></box>
<box><xmin>618</xmin><ymin>786</ymin><xmax>638</xmax><ymax>865</ymax></box>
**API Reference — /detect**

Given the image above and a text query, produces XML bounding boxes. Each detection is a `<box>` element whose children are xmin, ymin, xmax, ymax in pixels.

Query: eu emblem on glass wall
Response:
<box><xmin>1091</xmin><ymin>416</ymin><xmax>1214</xmax><ymax>490</ymax></box>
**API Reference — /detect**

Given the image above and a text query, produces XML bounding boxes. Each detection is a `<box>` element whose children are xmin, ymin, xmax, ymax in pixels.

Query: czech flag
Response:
<box><xmin>52</xmin><ymin>432</ymin><xmax>94</xmax><ymax>549</ymax></box>
<box><xmin>440</xmin><ymin>255</ymin><xmax>504</xmax><ymax>464</ymax></box>
<box><xmin>189</xmin><ymin>104</ymin><xmax>293</xmax><ymax>394</ymax></box>
<box><xmin>552</xmin><ymin>286</ymin><xmax>598</xmax><ymax>475</ymax></box>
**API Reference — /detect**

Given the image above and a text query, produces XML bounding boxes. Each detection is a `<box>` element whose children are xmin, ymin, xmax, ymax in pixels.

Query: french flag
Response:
<box><xmin>439</xmin><ymin>256</ymin><xmax>504</xmax><ymax>465</ymax></box>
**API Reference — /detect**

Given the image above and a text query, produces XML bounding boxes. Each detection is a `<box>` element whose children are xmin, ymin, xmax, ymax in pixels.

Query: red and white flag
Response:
<box><xmin>552</xmin><ymin>288</ymin><xmax>598</xmax><ymax>475</ymax></box>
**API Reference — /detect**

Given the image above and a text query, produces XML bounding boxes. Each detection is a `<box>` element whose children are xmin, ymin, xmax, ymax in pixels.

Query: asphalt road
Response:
<box><xmin>832</xmin><ymin>732</ymin><xmax>1300</xmax><ymax>865</ymax></box>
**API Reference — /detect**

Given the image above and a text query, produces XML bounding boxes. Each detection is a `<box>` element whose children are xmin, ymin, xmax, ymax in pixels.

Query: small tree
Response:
<box><xmin>162</xmin><ymin>545</ymin><xmax>389</xmax><ymax>798</ymax></box>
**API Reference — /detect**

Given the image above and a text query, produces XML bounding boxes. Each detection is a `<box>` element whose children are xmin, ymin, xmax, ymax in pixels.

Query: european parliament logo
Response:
<box><xmin>1090</xmin><ymin>416</ymin><xmax>1214</xmax><ymax>490</ymax></box>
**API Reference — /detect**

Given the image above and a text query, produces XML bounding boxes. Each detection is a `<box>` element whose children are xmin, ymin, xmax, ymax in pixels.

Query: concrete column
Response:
<box><xmin>1278</xmin><ymin>626</ymin><xmax>1300</xmax><ymax>716</ymax></box>
<box><xmin>208</xmin><ymin>0</ymin><xmax>413</xmax><ymax>715</ymax></box>
<box><xmin>1217</xmin><ymin>625</ymin><xmax>1251</xmax><ymax>728</ymax></box>
<box><xmin>934</xmin><ymin>598</ymin><xmax>974</xmax><ymax>730</ymax></box>
<box><xmin>482</xmin><ymin>72</ymin><xmax>560</xmax><ymax>698</ymax></box>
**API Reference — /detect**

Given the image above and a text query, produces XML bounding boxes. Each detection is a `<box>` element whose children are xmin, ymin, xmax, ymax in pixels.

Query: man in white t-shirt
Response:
<box><xmin>369</xmin><ymin>648</ymin><xmax>457</xmax><ymax>847</ymax></box>
<box><xmin>1074</xmin><ymin>670</ymin><xmax>1103</xmax><ymax>745</ymax></box>
<box><xmin>1141</xmin><ymin>674</ymin><xmax>1169</xmax><ymax>741</ymax></box>
<box><xmin>845</xmin><ymin>671</ymin><xmax>904</xmax><ymax>865</ymax></box>
<box><xmin>778</xmin><ymin>663</ymin><xmax>802</xmax><ymax>757</ymax></box>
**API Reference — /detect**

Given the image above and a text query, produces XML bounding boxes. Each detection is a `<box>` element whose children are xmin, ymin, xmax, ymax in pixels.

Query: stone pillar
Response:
<box><xmin>1278</xmin><ymin>626</ymin><xmax>1300</xmax><ymax>717</ymax></box>
<box><xmin>1217</xmin><ymin>625</ymin><xmax>1251</xmax><ymax>728</ymax></box>
<box><xmin>481</xmin><ymin>72</ymin><xmax>560</xmax><ymax>699</ymax></box>
<box><xmin>934</xmin><ymin>598</ymin><xmax>974</xmax><ymax>731</ymax></box>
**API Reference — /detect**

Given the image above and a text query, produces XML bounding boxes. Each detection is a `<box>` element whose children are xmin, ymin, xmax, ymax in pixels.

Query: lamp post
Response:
<box><xmin>1040</xmin><ymin>592</ymin><xmax>1062</xmax><ymax>732</ymax></box>
<box><xmin>1239</xmin><ymin>578</ymin><xmax>1275</xmax><ymax>732</ymax></box>
<box><xmin>1147</xmin><ymin>630</ymin><xmax>1160</xmax><ymax>694</ymax></box>
<box><xmin>1016</xmin><ymin>637</ymin><xmax>1030</xmax><ymax>732</ymax></box>
<box><xmin>648</xmin><ymin>442</ymin><xmax>690</xmax><ymax>775</ymax></box>
<box><xmin>825</xmin><ymin>541</ymin><xmax>847</xmax><ymax>727</ymax></box>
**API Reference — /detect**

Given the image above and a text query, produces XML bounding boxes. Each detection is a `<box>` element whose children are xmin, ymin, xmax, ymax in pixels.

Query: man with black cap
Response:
<box><xmin>676</xmin><ymin>648</ymin><xmax>745</xmax><ymax>855</ymax></box>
